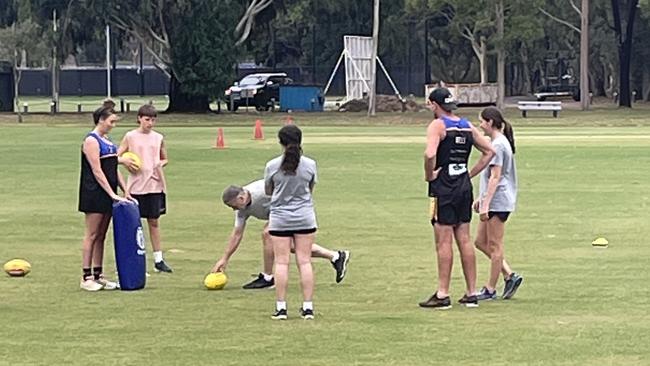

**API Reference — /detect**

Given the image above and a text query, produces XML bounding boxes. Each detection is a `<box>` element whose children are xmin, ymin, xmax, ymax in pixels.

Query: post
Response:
<box><xmin>139</xmin><ymin>42</ymin><xmax>145</xmax><ymax>96</ymax></box>
<box><xmin>496</xmin><ymin>0</ymin><xmax>505</xmax><ymax>110</ymax></box>
<box><xmin>106</xmin><ymin>24</ymin><xmax>111</xmax><ymax>98</ymax></box>
<box><xmin>424</xmin><ymin>19</ymin><xmax>431</xmax><ymax>86</ymax></box>
<box><xmin>580</xmin><ymin>0</ymin><xmax>589</xmax><ymax>110</ymax></box>
<box><xmin>368</xmin><ymin>0</ymin><xmax>380</xmax><ymax>117</ymax></box>
<box><xmin>52</xmin><ymin>9</ymin><xmax>58</xmax><ymax>113</ymax></box>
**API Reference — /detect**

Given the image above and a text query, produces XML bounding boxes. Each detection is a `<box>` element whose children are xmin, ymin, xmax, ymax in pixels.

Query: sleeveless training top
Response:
<box><xmin>78</xmin><ymin>132</ymin><xmax>118</xmax><ymax>213</ymax></box>
<box><xmin>428</xmin><ymin>116</ymin><xmax>474</xmax><ymax>197</ymax></box>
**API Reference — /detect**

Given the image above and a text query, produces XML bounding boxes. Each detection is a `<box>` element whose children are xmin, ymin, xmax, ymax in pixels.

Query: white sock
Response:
<box><xmin>262</xmin><ymin>272</ymin><xmax>274</xmax><ymax>282</ymax></box>
<box><xmin>330</xmin><ymin>251</ymin><xmax>340</xmax><ymax>263</ymax></box>
<box><xmin>153</xmin><ymin>251</ymin><xmax>163</xmax><ymax>263</ymax></box>
<box><xmin>276</xmin><ymin>301</ymin><xmax>287</xmax><ymax>311</ymax></box>
<box><xmin>302</xmin><ymin>301</ymin><xmax>313</xmax><ymax>311</ymax></box>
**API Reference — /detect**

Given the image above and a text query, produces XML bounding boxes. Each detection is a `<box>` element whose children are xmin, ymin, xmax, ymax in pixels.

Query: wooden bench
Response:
<box><xmin>517</xmin><ymin>101</ymin><xmax>562</xmax><ymax>118</ymax></box>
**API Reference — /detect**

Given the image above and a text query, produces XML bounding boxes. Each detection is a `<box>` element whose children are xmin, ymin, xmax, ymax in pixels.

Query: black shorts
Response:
<box><xmin>131</xmin><ymin>193</ymin><xmax>166</xmax><ymax>219</ymax></box>
<box><xmin>79</xmin><ymin>188</ymin><xmax>114</xmax><ymax>214</ymax></box>
<box><xmin>430</xmin><ymin>190</ymin><xmax>473</xmax><ymax>226</ymax></box>
<box><xmin>269</xmin><ymin>228</ymin><xmax>317</xmax><ymax>237</ymax></box>
<box><xmin>488</xmin><ymin>211</ymin><xmax>510</xmax><ymax>222</ymax></box>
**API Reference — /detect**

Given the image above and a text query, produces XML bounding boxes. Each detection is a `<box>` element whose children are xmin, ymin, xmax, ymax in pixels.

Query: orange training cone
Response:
<box><xmin>254</xmin><ymin>119</ymin><xmax>264</xmax><ymax>140</ymax></box>
<box><xmin>214</xmin><ymin>128</ymin><xmax>226</xmax><ymax>149</ymax></box>
<box><xmin>284</xmin><ymin>115</ymin><xmax>294</xmax><ymax>125</ymax></box>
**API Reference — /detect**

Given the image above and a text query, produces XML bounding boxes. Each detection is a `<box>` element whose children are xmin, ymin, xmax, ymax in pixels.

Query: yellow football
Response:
<box><xmin>4</xmin><ymin>259</ymin><xmax>31</xmax><ymax>277</ymax></box>
<box><xmin>204</xmin><ymin>272</ymin><xmax>228</xmax><ymax>290</ymax></box>
<box><xmin>121</xmin><ymin>151</ymin><xmax>142</xmax><ymax>171</ymax></box>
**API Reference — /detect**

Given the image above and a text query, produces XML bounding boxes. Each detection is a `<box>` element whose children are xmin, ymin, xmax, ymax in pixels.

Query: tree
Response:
<box><xmin>92</xmin><ymin>0</ymin><xmax>245</xmax><ymax>113</ymax></box>
<box><xmin>0</xmin><ymin>2</ymin><xmax>49</xmax><ymax>122</ymax></box>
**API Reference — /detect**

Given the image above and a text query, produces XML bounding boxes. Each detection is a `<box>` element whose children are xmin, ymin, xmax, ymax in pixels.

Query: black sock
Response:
<box><xmin>93</xmin><ymin>266</ymin><xmax>103</xmax><ymax>280</ymax></box>
<box><xmin>83</xmin><ymin>268</ymin><xmax>92</xmax><ymax>279</ymax></box>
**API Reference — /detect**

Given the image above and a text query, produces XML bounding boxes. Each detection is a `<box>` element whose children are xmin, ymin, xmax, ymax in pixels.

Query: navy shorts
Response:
<box><xmin>131</xmin><ymin>193</ymin><xmax>166</xmax><ymax>219</ymax></box>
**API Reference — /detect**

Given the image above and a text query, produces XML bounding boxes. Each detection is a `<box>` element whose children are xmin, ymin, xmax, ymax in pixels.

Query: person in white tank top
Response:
<box><xmin>118</xmin><ymin>104</ymin><xmax>173</xmax><ymax>273</ymax></box>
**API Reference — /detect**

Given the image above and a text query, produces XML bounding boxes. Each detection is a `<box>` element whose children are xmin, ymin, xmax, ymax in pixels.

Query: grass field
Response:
<box><xmin>1</xmin><ymin>109</ymin><xmax>650</xmax><ymax>365</ymax></box>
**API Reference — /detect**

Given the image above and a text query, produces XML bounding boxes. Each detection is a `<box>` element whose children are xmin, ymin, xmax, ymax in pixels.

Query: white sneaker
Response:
<box><xmin>96</xmin><ymin>275</ymin><xmax>119</xmax><ymax>290</ymax></box>
<box><xmin>80</xmin><ymin>277</ymin><xmax>103</xmax><ymax>292</ymax></box>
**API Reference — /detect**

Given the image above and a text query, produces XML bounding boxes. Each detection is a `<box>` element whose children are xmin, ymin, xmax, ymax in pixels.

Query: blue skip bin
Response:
<box><xmin>112</xmin><ymin>201</ymin><xmax>146</xmax><ymax>290</ymax></box>
<box><xmin>279</xmin><ymin>85</ymin><xmax>324</xmax><ymax>112</ymax></box>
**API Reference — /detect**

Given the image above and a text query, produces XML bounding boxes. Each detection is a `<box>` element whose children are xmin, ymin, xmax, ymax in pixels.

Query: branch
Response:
<box><xmin>155</xmin><ymin>0</ymin><xmax>169</xmax><ymax>48</ymax></box>
<box><xmin>235</xmin><ymin>0</ymin><xmax>274</xmax><ymax>45</ymax></box>
<box><xmin>110</xmin><ymin>15</ymin><xmax>171</xmax><ymax>77</ymax></box>
<box><xmin>538</xmin><ymin>7</ymin><xmax>581</xmax><ymax>33</ymax></box>
<box><xmin>569</xmin><ymin>0</ymin><xmax>581</xmax><ymax>16</ymax></box>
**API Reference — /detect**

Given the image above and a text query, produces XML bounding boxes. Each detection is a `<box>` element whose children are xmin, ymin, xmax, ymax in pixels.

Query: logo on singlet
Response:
<box><xmin>455</xmin><ymin>136</ymin><xmax>466</xmax><ymax>144</ymax></box>
<box><xmin>136</xmin><ymin>227</ymin><xmax>146</xmax><ymax>255</ymax></box>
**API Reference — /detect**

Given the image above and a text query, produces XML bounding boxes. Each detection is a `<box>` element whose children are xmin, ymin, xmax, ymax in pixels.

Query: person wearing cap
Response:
<box><xmin>418</xmin><ymin>88</ymin><xmax>495</xmax><ymax>310</ymax></box>
<box><xmin>211</xmin><ymin>179</ymin><xmax>350</xmax><ymax>289</ymax></box>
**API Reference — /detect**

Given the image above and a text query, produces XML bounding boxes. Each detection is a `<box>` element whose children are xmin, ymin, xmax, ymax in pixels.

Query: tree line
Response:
<box><xmin>0</xmin><ymin>0</ymin><xmax>648</xmax><ymax>112</ymax></box>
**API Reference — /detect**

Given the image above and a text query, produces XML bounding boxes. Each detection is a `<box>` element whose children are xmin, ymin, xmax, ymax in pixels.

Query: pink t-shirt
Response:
<box><xmin>124</xmin><ymin>129</ymin><xmax>166</xmax><ymax>194</ymax></box>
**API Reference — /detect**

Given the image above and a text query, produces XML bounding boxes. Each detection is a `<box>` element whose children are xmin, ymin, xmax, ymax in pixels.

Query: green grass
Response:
<box><xmin>1</xmin><ymin>110</ymin><xmax>650</xmax><ymax>365</ymax></box>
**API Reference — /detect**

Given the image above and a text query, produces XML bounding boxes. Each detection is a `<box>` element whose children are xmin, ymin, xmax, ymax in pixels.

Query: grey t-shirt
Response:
<box><xmin>264</xmin><ymin>155</ymin><xmax>318</xmax><ymax>231</ymax></box>
<box><xmin>479</xmin><ymin>134</ymin><xmax>517</xmax><ymax>212</ymax></box>
<box><xmin>234</xmin><ymin>180</ymin><xmax>270</xmax><ymax>228</ymax></box>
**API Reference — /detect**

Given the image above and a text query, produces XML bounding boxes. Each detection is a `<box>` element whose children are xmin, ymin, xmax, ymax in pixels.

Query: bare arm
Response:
<box><xmin>159</xmin><ymin>139</ymin><xmax>168</xmax><ymax>167</ymax></box>
<box><xmin>468</xmin><ymin>125</ymin><xmax>496</xmax><ymax>178</ymax></box>
<box><xmin>479</xmin><ymin>165</ymin><xmax>502</xmax><ymax>220</ymax></box>
<box><xmin>82</xmin><ymin>137</ymin><xmax>125</xmax><ymax>202</ymax></box>
<box><xmin>212</xmin><ymin>224</ymin><xmax>246</xmax><ymax>272</ymax></box>
<box><xmin>424</xmin><ymin>120</ymin><xmax>443</xmax><ymax>181</ymax></box>
<box><xmin>117</xmin><ymin>135</ymin><xmax>138</xmax><ymax>173</ymax></box>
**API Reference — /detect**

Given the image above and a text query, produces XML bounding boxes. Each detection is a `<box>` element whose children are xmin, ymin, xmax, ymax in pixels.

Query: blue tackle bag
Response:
<box><xmin>112</xmin><ymin>201</ymin><xmax>147</xmax><ymax>290</ymax></box>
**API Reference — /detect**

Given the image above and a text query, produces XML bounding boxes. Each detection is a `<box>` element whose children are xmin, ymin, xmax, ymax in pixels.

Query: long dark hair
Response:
<box><xmin>481</xmin><ymin>107</ymin><xmax>515</xmax><ymax>154</ymax></box>
<box><xmin>278</xmin><ymin>124</ymin><xmax>302</xmax><ymax>174</ymax></box>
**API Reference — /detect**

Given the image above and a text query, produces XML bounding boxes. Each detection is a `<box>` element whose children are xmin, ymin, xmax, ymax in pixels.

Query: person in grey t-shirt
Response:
<box><xmin>264</xmin><ymin>125</ymin><xmax>317</xmax><ymax>320</ymax></box>
<box><xmin>474</xmin><ymin>107</ymin><xmax>523</xmax><ymax>301</ymax></box>
<box><xmin>210</xmin><ymin>179</ymin><xmax>350</xmax><ymax>289</ymax></box>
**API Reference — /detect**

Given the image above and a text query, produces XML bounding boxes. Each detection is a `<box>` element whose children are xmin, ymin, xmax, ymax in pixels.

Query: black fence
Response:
<box><xmin>13</xmin><ymin>63</ymin><xmax>442</xmax><ymax>100</ymax></box>
<box><xmin>17</xmin><ymin>67</ymin><xmax>169</xmax><ymax>96</ymax></box>
<box><xmin>0</xmin><ymin>62</ymin><xmax>14</xmax><ymax>112</ymax></box>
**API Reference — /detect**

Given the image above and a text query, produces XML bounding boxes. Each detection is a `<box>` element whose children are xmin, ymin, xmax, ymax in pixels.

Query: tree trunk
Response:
<box><xmin>479</xmin><ymin>36</ymin><xmax>488</xmax><ymax>84</ymax></box>
<box><xmin>611</xmin><ymin>0</ymin><xmax>639</xmax><ymax>108</ymax></box>
<box><xmin>166</xmin><ymin>73</ymin><xmax>210</xmax><ymax>113</ymax></box>
<box><xmin>618</xmin><ymin>44</ymin><xmax>632</xmax><ymax>107</ymax></box>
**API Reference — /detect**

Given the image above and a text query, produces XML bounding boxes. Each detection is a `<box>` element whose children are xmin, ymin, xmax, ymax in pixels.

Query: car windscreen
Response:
<box><xmin>239</xmin><ymin>76</ymin><xmax>266</xmax><ymax>86</ymax></box>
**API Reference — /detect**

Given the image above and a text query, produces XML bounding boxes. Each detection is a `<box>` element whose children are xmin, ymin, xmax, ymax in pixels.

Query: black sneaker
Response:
<box><xmin>300</xmin><ymin>308</ymin><xmax>314</xmax><ymax>320</ymax></box>
<box><xmin>458</xmin><ymin>294</ymin><xmax>479</xmax><ymax>308</ymax></box>
<box><xmin>331</xmin><ymin>250</ymin><xmax>350</xmax><ymax>283</ymax></box>
<box><xmin>476</xmin><ymin>287</ymin><xmax>497</xmax><ymax>301</ymax></box>
<box><xmin>271</xmin><ymin>309</ymin><xmax>287</xmax><ymax>320</ymax></box>
<box><xmin>502</xmin><ymin>272</ymin><xmax>523</xmax><ymax>300</ymax></box>
<box><xmin>243</xmin><ymin>273</ymin><xmax>274</xmax><ymax>290</ymax></box>
<box><xmin>154</xmin><ymin>260</ymin><xmax>173</xmax><ymax>273</ymax></box>
<box><xmin>418</xmin><ymin>292</ymin><xmax>452</xmax><ymax>309</ymax></box>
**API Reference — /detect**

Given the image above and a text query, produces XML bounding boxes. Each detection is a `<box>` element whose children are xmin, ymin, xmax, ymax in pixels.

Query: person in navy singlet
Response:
<box><xmin>418</xmin><ymin>88</ymin><xmax>495</xmax><ymax>309</ymax></box>
<box><xmin>78</xmin><ymin>106</ymin><xmax>131</xmax><ymax>292</ymax></box>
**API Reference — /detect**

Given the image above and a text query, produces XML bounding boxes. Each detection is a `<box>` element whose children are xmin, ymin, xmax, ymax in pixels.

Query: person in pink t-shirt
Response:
<box><xmin>118</xmin><ymin>104</ymin><xmax>173</xmax><ymax>273</ymax></box>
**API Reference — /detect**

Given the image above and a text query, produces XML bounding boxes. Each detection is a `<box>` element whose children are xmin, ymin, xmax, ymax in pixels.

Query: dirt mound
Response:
<box><xmin>338</xmin><ymin>95</ymin><xmax>423</xmax><ymax>112</ymax></box>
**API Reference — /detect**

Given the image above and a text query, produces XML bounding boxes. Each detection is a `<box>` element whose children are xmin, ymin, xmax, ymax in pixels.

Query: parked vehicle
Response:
<box><xmin>224</xmin><ymin>73</ymin><xmax>293</xmax><ymax>111</ymax></box>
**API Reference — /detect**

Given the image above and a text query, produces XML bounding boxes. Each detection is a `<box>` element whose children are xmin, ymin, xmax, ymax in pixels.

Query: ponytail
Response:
<box><xmin>278</xmin><ymin>124</ymin><xmax>303</xmax><ymax>174</ymax></box>
<box><xmin>281</xmin><ymin>144</ymin><xmax>302</xmax><ymax>174</ymax></box>
<box><xmin>503</xmin><ymin>120</ymin><xmax>516</xmax><ymax>154</ymax></box>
